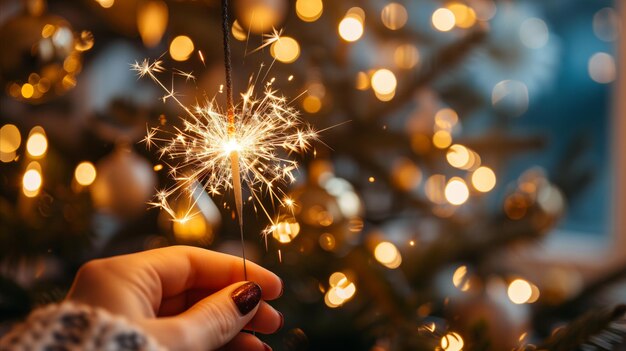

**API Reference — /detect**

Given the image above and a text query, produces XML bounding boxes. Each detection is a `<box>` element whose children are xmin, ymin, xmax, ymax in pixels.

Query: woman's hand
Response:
<box><xmin>65</xmin><ymin>245</ymin><xmax>283</xmax><ymax>351</ymax></box>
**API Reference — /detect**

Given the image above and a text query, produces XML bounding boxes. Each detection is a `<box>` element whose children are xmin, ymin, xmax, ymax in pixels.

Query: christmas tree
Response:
<box><xmin>1</xmin><ymin>0</ymin><xmax>625</xmax><ymax>350</ymax></box>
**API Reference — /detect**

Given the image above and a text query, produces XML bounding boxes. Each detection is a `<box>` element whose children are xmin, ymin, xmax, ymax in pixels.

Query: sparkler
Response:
<box><xmin>132</xmin><ymin>36</ymin><xmax>317</xmax><ymax>279</ymax></box>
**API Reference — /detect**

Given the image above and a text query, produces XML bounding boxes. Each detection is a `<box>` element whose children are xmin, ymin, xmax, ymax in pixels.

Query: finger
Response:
<box><xmin>177</xmin><ymin>281</ymin><xmax>262</xmax><ymax>350</ymax></box>
<box><xmin>222</xmin><ymin>332</ymin><xmax>271</xmax><ymax>351</ymax></box>
<box><xmin>244</xmin><ymin>301</ymin><xmax>283</xmax><ymax>334</ymax></box>
<box><xmin>118</xmin><ymin>246</ymin><xmax>282</xmax><ymax>299</ymax></box>
<box><xmin>158</xmin><ymin>288</ymin><xmax>213</xmax><ymax>317</ymax></box>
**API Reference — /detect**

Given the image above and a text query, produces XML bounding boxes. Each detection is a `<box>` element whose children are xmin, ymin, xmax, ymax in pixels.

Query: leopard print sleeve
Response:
<box><xmin>0</xmin><ymin>302</ymin><xmax>165</xmax><ymax>351</ymax></box>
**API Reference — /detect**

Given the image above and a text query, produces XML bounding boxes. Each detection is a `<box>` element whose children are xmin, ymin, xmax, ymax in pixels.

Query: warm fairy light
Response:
<box><xmin>441</xmin><ymin>332</ymin><xmax>464</xmax><ymax>351</ymax></box>
<box><xmin>452</xmin><ymin>265</ymin><xmax>470</xmax><ymax>291</ymax></box>
<box><xmin>445</xmin><ymin>177</ymin><xmax>469</xmax><ymax>205</ymax></box>
<box><xmin>381</xmin><ymin>3</ymin><xmax>408</xmax><ymax>30</ymax></box>
<box><xmin>528</xmin><ymin>283</ymin><xmax>541</xmax><ymax>303</ymax></box>
<box><xmin>371</xmin><ymin>69</ymin><xmax>397</xmax><ymax>95</ymax></box>
<box><xmin>169</xmin><ymin>35</ymin><xmax>194</xmax><ymax>61</ymax></box>
<box><xmin>435</xmin><ymin>108</ymin><xmax>458</xmax><ymax>130</ymax></box>
<box><xmin>374</xmin><ymin>90</ymin><xmax>395</xmax><ymax>102</ymax></box>
<box><xmin>394</xmin><ymin>44</ymin><xmax>419</xmax><ymax>70</ymax></box>
<box><xmin>425</xmin><ymin>174</ymin><xmax>447</xmax><ymax>204</ymax></box>
<box><xmin>325</xmin><ymin>272</ymin><xmax>356</xmax><ymax>308</ymax></box>
<box><xmin>74</xmin><ymin>161</ymin><xmax>97</xmax><ymax>186</ymax></box>
<box><xmin>231</xmin><ymin>20</ymin><xmax>247</xmax><ymax>41</ymax></box>
<box><xmin>296</xmin><ymin>0</ymin><xmax>323</xmax><ymax>22</ymax></box>
<box><xmin>23</xmin><ymin>167</ymin><xmax>42</xmax><ymax>197</ymax></box>
<box><xmin>432</xmin><ymin>8</ymin><xmax>456</xmax><ymax>32</ymax></box>
<box><xmin>0</xmin><ymin>124</ymin><xmax>21</xmax><ymax>154</ymax></box>
<box><xmin>153</xmin><ymin>164</ymin><xmax>163</xmax><ymax>171</ymax></box>
<box><xmin>508</xmin><ymin>279</ymin><xmax>533</xmax><ymax>304</ymax></box>
<box><xmin>133</xmin><ymin>59</ymin><xmax>317</xmax><ymax>240</ymax></box>
<box><xmin>270</xmin><ymin>36</ymin><xmax>300</xmax><ymax>63</ymax></box>
<box><xmin>21</xmin><ymin>84</ymin><xmax>35</xmax><ymax>99</ymax></box>
<box><xmin>588</xmin><ymin>52</ymin><xmax>616</xmax><ymax>84</ymax></box>
<box><xmin>137</xmin><ymin>0</ymin><xmax>168</xmax><ymax>48</ymax></box>
<box><xmin>446</xmin><ymin>144</ymin><xmax>470</xmax><ymax>169</ymax></box>
<box><xmin>447</xmin><ymin>3</ymin><xmax>476</xmax><ymax>29</ymax></box>
<box><xmin>368</xmin><ymin>176</ymin><xmax>375</xmax><ymax>183</ymax></box>
<box><xmin>374</xmin><ymin>241</ymin><xmax>402</xmax><ymax>269</ymax></box>
<box><xmin>96</xmin><ymin>0</ymin><xmax>114</xmax><ymax>8</ymax></box>
<box><xmin>271</xmin><ymin>218</ymin><xmax>301</xmax><ymax>243</ymax></box>
<box><xmin>472</xmin><ymin>166</ymin><xmax>496</xmax><ymax>192</ymax></box>
<box><xmin>433</xmin><ymin>130</ymin><xmax>452</xmax><ymax>149</ymax></box>
<box><xmin>26</xmin><ymin>128</ymin><xmax>48</xmax><ymax>158</ymax></box>
<box><xmin>356</xmin><ymin>72</ymin><xmax>370</xmax><ymax>90</ymax></box>
<box><xmin>338</xmin><ymin>16</ymin><xmax>364</xmax><ymax>42</ymax></box>
<box><xmin>392</xmin><ymin>158</ymin><xmax>422</xmax><ymax>191</ymax></box>
<box><xmin>519</xmin><ymin>18</ymin><xmax>549</xmax><ymax>49</ymax></box>
<box><xmin>236</xmin><ymin>0</ymin><xmax>284</xmax><ymax>34</ymax></box>
<box><xmin>302</xmin><ymin>95</ymin><xmax>322</xmax><ymax>113</ymax></box>
<box><xmin>319</xmin><ymin>233</ymin><xmax>336</xmax><ymax>251</ymax></box>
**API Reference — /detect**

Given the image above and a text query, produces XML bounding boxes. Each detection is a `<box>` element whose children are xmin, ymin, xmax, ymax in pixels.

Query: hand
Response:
<box><xmin>66</xmin><ymin>245</ymin><xmax>283</xmax><ymax>351</ymax></box>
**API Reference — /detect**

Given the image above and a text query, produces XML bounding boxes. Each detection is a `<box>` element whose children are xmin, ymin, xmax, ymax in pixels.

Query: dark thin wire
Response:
<box><xmin>222</xmin><ymin>0</ymin><xmax>247</xmax><ymax>281</ymax></box>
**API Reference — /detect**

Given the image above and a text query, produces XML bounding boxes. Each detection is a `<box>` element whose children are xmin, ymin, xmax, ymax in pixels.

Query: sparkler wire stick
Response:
<box><xmin>221</xmin><ymin>0</ymin><xmax>248</xmax><ymax>281</ymax></box>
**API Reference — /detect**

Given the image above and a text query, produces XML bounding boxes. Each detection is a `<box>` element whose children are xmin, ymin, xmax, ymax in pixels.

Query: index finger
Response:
<box><xmin>116</xmin><ymin>245</ymin><xmax>282</xmax><ymax>300</ymax></box>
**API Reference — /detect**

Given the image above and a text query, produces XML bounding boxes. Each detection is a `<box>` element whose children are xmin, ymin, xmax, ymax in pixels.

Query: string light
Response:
<box><xmin>339</xmin><ymin>9</ymin><xmax>364</xmax><ymax>42</ymax></box>
<box><xmin>169</xmin><ymin>35</ymin><xmax>194</xmax><ymax>61</ymax></box>
<box><xmin>270</xmin><ymin>36</ymin><xmax>300</xmax><ymax>63</ymax></box>
<box><xmin>74</xmin><ymin>161</ymin><xmax>97</xmax><ymax>186</ymax></box>
<box><xmin>445</xmin><ymin>177</ymin><xmax>469</xmax><ymax>205</ymax></box>
<box><xmin>508</xmin><ymin>279</ymin><xmax>533</xmax><ymax>304</ymax></box>
<box><xmin>371</xmin><ymin>69</ymin><xmax>397</xmax><ymax>95</ymax></box>
<box><xmin>441</xmin><ymin>332</ymin><xmax>464</xmax><ymax>351</ymax></box>
<box><xmin>432</xmin><ymin>8</ymin><xmax>456</xmax><ymax>32</ymax></box>
<box><xmin>137</xmin><ymin>0</ymin><xmax>168</xmax><ymax>48</ymax></box>
<box><xmin>472</xmin><ymin>166</ymin><xmax>496</xmax><ymax>192</ymax></box>
<box><xmin>381</xmin><ymin>3</ymin><xmax>408</xmax><ymax>30</ymax></box>
<box><xmin>296</xmin><ymin>0</ymin><xmax>323</xmax><ymax>22</ymax></box>
<box><xmin>374</xmin><ymin>241</ymin><xmax>402</xmax><ymax>269</ymax></box>
<box><xmin>26</xmin><ymin>127</ymin><xmax>48</xmax><ymax>158</ymax></box>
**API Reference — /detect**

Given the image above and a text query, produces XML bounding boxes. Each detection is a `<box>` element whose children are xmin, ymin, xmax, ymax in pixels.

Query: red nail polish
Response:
<box><xmin>231</xmin><ymin>282</ymin><xmax>261</xmax><ymax>315</ymax></box>
<box><xmin>278</xmin><ymin>277</ymin><xmax>284</xmax><ymax>298</ymax></box>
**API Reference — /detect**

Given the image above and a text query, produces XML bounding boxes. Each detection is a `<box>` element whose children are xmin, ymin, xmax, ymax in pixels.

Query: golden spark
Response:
<box><xmin>132</xmin><ymin>59</ymin><xmax>317</xmax><ymax>242</ymax></box>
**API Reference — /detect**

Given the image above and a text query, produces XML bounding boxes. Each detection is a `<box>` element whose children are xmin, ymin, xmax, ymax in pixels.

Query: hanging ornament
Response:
<box><xmin>0</xmin><ymin>3</ymin><xmax>93</xmax><ymax>103</ymax></box>
<box><xmin>90</xmin><ymin>145</ymin><xmax>156</xmax><ymax>219</ymax></box>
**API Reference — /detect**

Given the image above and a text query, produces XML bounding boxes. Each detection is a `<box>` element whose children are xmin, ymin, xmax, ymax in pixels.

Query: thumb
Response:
<box><xmin>143</xmin><ymin>282</ymin><xmax>262</xmax><ymax>351</ymax></box>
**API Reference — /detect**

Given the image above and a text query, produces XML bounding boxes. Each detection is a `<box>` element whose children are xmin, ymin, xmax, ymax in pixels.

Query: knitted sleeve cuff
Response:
<box><xmin>0</xmin><ymin>302</ymin><xmax>166</xmax><ymax>351</ymax></box>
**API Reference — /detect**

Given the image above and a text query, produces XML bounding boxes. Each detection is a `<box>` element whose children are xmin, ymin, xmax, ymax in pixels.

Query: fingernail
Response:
<box><xmin>231</xmin><ymin>282</ymin><xmax>261</xmax><ymax>315</ymax></box>
<box><xmin>277</xmin><ymin>311</ymin><xmax>284</xmax><ymax>332</ymax></box>
<box><xmin>263</xmin><ymin>342</ymin><xmax>272</xmax><ymax>351</ymax></box>
<box><xmin>278</xmin><ymin>277</ymin><xmax>284</xmax><ymax>298</ymax></box>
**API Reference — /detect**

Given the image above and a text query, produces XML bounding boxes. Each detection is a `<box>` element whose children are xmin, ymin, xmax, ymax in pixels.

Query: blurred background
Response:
<box><xmin>0</xmin><ymin>0</ymin><xmax>625</xmax><ymax>350</ymax></box>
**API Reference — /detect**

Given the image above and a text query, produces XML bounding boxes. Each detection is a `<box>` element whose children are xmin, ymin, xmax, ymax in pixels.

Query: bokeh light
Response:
<box><xmin>270</xmin><ymin>36</ymin><xmax>300</xmax><ymax>63</ymax></box>
<box><xmin>302</xmin><ymin>95</ymin><xmax>322</xmax><ymax>113</ymax></box>
<box><xmin>519</xmin><ymin>17</ymin><xmax>549</xmax><ymax>49</ymax></box>
<box><xmin>137</xmin><ymin>0</ymin><xmax>168</xmax><ymax>48</ymax></box>
<box><xmin>432</xmin><ymin>8</ymin><xmax>456</xmax><ymax>32</ymax></box>
<box><xmin>452</xmin><ymin>265</ymin><xmax>471</xmax><ymax>291</ymax></box>
<box><xmin>471</xmin><ymin>166</ymin><xmax>496</xmax><ymax>192</ymax></box>
<box><xmin>508</xmin><ymin>279</ymin><xmax>533</xmax><ymax>304</ymax></box>
<box><xmin>433</xmin><ymin>130</ymin><xmax>452</xmax><ymax>149</ymax></box>
<box><xmin>588</xmin><ymin>52</ymin><xmax>616</xmax><ymax>84</ymax></box>
<box><xmin>74</xmin><ymin>161</ymin><xmax>97</xmax><ymax>186</ymax></box>
<box><xmin>96</xmin><ymin>0</ymin><xmax>114</xmax><ymax>9</ymax></box>
<box><xmin>173</xmin><ymin>215</ymin><xmax>208</xmax><ymax>242</ymax></box>
<box><xmin>425</xmin><ymin>174</ymin><xmax>447</xmax><ymax>205</ymax></box>
<box><xmin>394</xmin><ymin>44</ymin><xmax>419</xmax><ymax>69</ymax></box>
<box><xmin>296</xmin><ymin>0</ymin><xmax>323</xmax><ymax>22</ymax></box>
<box><xmin>0</xmin><ymin>124</ymin><xmax>21</xmax><ymax>154</ymax></box>
<box><xmin>374</xmin><ymin>241</ymin><xmax>402</xmax><ymax>269</ymax></box>
<box><xmin>445</xmin><ymin>177</ymin><xmax>469</xmax><ymax>205</ymax></box>
<box><xmin>231</xmin><ymin>20</ymin><xmax>247</xmax><ymax>41</ymax></box>
<box><xmin>371</xmin><ymin>69</ymin><xmax>397</xmax><ymax>95</ymax></box>
<box><xmin>169</xmin><ymin>35</ymin><xmax>194</xmax><ymax>61</ymax></box>
<box><xmin>23</xmin><ymin>162</ymin><xmax>43</xmax><ymax>197</ymax></box>
<box><xmin>593</xmin><ymin>7</ymin><xmax>620</xmax><ymax>42</ymax></box>
<box><xmin>338</xmin><ymin>16</ymin><xmax>364</xmax><ymax>42</ymax></box>
<box><xmin>447</xmin><ymin>2</ymin><xmax>476</xmax><ymax>28</ymax></box>
<box><xmin>435</xmin><ymin>108</ymin><xmax>458</xmax><ymax>130</ymax></box>
<box><xmin>446</xmin><ymin>144</ymin><xmax>471</xmax><ymax>169</ymax></box>
<box><xmin>26</xmin><ymin>128</ymin><xmax>48</xmax><ymax>158</ymax></box>
<box><xmin>271</xmin><ymin>218</ymin><xmax>301</xmax><ymax>243</ymax></box>
<box><xmin>381</xmin><ymin>3</ymin><xmax>408</xmax><ymax>30</ymax></box>
<box><xmin>441</xmin><ymin>332</ymin><xmax>464</xmax><ymax>351</ymax></box>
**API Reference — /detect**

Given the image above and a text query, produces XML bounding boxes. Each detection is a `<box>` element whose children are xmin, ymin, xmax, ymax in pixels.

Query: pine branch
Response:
<box><xmin>524</xmin><ymin>305</ymin><xmax>626</xmax><ymax>351</ymax></box>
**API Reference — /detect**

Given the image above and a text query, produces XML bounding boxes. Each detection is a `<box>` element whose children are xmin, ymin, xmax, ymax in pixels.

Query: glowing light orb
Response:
<box><xmin>445</xmin><ymin>177</ymin><xmax>469</xmax><ymax>205</ymax></box>
<box><xmin>472</xmin><ymin>166</ymin><xmax>496</xmax><ymax>192</ymax></box>
<box><xmin>169</xmin><ymin>35</ymin><xmax>194</xmax><ymax>61</ymax></box>
<box><xmin>270</xmin><ymin>36</ymin><xmax>300</xmax><ymax>63</ymax></box>
<box><xmin>338</xmin><ymin>17</ymin><xmax>363</xmax><ymax>42</ymax></box>
<box><xmin>75</xmin><ymin>161</ymin><xmax>97</xmax><ymax>186</ymax></box>
<box><xmin>432</xmin><ymin>8</ymin><xmax>456</xmax><ymax>32</ymax></box>
<box><xmin>508</xmin><ymin>279</ymin><xmax>533</xmax><ymax>304</ymax></box>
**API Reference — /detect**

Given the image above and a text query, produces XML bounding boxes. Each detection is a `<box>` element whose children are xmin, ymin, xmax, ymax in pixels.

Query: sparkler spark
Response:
<box><xmin>132</xmin><ymin>59</ymin><xmax>317</xmax><ymax>241</ymax></box>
